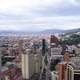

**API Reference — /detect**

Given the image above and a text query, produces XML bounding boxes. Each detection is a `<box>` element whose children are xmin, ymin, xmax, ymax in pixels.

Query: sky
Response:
<box><xmin>0</xmin><ymin>0</ymin><xmax>80</xmax><ymax>31</ymax></box>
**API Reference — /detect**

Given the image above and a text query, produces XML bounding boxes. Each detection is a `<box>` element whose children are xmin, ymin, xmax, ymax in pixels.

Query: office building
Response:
<box><xmin>50</xmin><ymin>35</ymin><xmax>59</xmax><ymax>48</ymax></box>
<box><xmin>42</xmin><ymin>39</ymin><xmax>46</xmax><ymax>56</ymax></box>
<box><xmin>56</xmin><ymin>62</ymin><xmax>67</xmax><ymax>80</ymax></box>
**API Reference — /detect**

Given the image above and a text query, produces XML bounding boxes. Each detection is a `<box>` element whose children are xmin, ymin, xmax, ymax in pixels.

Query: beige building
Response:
<box><xmin>21</xmin><ymin>49</ymin><xmax>42</xmax><ymax>80</ymax></box>
<box><xmin>34</xmin><ymin>53</ymin><xmax>42</xmax><ymax>74</ymax></box>
<box><xmin>67</xmin><ymin>64</ymin><xmax>80</xmax><ymax>80</ymax></box>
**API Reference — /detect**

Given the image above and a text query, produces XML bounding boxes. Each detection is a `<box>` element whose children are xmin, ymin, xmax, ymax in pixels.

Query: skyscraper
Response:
<box><xmin>21</xmin><ymin>49</ymin><xmax>34</xmax><ymax>80</ymax></box>
<box><xmin>42</xmin><ymin>39</ymin><xmax>46</xmax><ymax>56</ymax></box>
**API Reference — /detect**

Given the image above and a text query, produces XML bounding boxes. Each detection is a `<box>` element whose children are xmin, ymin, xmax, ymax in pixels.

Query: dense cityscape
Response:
<box><xmin>0</xmin><ymin>0</ymin><xmax>80</xmax><ymax>80</ymax></box>
<box><xmin>0</xmin><ymin>31</ymin><xmax>80</xmax><ymax>80</ymax></box>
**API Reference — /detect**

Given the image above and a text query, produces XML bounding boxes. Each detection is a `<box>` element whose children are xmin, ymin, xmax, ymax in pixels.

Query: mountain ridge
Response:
<box><xmin>0</xmin><ymin>28</ymin><xmax>79</xmax><ymax>35</ymax></box>
<box><xmin>40</xmin><ymin>28</ymin><xmax>80</xmax><ymax>34</ymax></box>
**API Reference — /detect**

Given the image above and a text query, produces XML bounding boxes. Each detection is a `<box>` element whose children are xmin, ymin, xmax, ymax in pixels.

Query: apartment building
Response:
<box><xmin>21</xmin><ymin>49</ymin><xmax>42</xmax><ymax>80</ymax></box>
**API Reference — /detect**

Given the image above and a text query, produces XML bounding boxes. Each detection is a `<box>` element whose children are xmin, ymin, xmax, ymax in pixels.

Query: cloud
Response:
<box><xmin>0</xmin><ymin>0</ymin><xmax>80</xmax><ymax>16</ymax></box>
<box><xmin>0</xmin><ymin>0</ymin><xmax>80</xmax><ymax>30</ymax></box>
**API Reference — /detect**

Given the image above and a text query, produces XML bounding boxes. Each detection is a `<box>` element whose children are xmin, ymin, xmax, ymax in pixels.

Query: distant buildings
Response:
<box><xmin>0</xmin><ymin>32</ymin><xmax>80</xmax><ymax>80</ymax></box>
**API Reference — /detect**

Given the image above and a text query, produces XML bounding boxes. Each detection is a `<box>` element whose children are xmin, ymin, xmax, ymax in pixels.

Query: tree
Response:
<box><xmin>59</xmin><ymin>34</ymin><xmax>80</xmax><ymax>45</ymax></box>
<box><xmin>50</xmin><ymin>59</ymin><xmax>61</xmax><ymax>71</ymax></box>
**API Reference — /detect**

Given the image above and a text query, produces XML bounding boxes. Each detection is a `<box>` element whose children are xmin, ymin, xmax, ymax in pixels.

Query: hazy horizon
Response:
<box><xmin>0</xmin><ymin>27</ymin><xmax>79</xmax><ymax>32</ymax></box>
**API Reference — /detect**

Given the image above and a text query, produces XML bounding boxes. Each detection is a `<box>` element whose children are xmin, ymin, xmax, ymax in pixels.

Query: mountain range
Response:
<box><xmin>41</xmin><ymin>28</ymin><xmax>80</xmax><ymax>34</ymax></box>
<box><xmin>0</xmin><ymin>28</ymin><xmax>80</xmax><ymax>35</ymax></box>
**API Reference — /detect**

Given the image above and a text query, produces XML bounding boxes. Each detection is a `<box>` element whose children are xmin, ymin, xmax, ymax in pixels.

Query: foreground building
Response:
<box><xmin>55</xmin><ymin>51</ymin><xmax>80</xmax><ymax>80</ymax></box>
<box><xmin>21</xmin><ymin>49</ymin><xmax>42</xmax><ymax>80</ymax></box>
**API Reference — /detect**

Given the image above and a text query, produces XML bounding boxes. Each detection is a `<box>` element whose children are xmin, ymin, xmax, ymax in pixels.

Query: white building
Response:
<box><xmin>75</xmin><ymin>47</ymin><xmax>80</xmax><ymax>56</ymax></box>
<box><xmin>51</xmin><ymin>47</ymin><xmax>62</xmax><ymax>55</ymax></box>
<box><xmin>51</xmin><ymin>71</ymin><xmax>57</xmax><ymax>80</ymax></box>
<box><xmin>50</xmin><ymin>47</ymin><xmax>63</xmax><ymax>60</ymax></box>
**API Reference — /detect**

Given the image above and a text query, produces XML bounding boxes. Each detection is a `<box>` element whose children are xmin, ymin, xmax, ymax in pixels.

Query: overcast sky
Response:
<box><xmin>0</xmin><ymin>0</ymin><xmax>80</xmax><ymax>31</ymax></box>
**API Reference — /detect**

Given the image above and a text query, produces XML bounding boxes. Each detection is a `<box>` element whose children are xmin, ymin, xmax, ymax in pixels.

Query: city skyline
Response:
<box><xmin>0</xmin><ymin>0</ymin><xmax>80</xmax><ymax>31</ymax></box>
